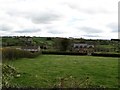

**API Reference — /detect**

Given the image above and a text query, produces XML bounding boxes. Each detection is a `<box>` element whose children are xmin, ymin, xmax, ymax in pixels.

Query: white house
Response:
<box><xmin>21</xmin><ymin>46</ymin><xmax>41</xmax><ymax>52</ymax></box>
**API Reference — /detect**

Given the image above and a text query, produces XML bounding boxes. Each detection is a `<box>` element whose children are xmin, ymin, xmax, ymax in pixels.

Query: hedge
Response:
<box><xmin>92</xmin><ymin>52</ymin><xmax>120</xmax><ymax>57</ymax></box>
<box><xmin>42</xmin><ymin>51</ymin><xmax>87</xmax><ymax>55</ymax></box>
<box><xmin>2</xmin><ymin>48</ymin><xmax>41</xmax><ymax>60</ymax></box>
<box><xmin>42</xmin><ymin>51</ymin><xmax>120</xmax><ymax>57</ymax></box>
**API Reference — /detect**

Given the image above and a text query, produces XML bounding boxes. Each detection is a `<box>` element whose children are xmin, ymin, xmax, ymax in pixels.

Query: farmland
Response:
<box><xmin>2</xmin><ymin>36</ymin><xmax>119</xmax><ymax>53</ymax></box>
<box><xmin>4</xmin><ymin>55</ymin><xmax>118</xmax><ymax>88</ymax></box>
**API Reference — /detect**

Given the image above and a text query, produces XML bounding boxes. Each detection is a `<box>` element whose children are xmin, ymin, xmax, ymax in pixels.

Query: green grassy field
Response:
<box><xmin>4</xmin><ymin>55</ymin><xmax>118</xmax><ymax>88</ymax></box>
<box><xmin>96</xmin><ymin>45</ymin><xmax>114</xmax><ymax>49</ymax></box>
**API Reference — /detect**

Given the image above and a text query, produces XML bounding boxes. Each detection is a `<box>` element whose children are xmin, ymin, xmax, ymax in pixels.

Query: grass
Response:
<box><xmin>4</xmin><ymin>55</ymin><xmax>118</xmax><ymax>88</ymax></box>
<box><xmin>96</xmin><ymin>45</ymin><xmax>114</xmax><ymax>49</ymax></box>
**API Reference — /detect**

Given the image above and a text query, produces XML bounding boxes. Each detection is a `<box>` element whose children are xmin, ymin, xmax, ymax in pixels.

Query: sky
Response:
<box><xmin>0</xmin><ymin>0</ymin><xmax>119</xmax><ymax>39</ymax></box>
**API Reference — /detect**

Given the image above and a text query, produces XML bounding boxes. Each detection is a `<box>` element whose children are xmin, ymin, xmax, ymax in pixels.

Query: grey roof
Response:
<box><xmin>21</xmin><ymin>46</ymin><xmax>39</xmax><ymax>49</ymax></box>
<box><xmin>74</xmin><ymin>44</ymin><xmax>87</xmax><ymax>47</ymax></box>
<box><xmin>73</xmin><ymin>43</ymin><xmax>94</xmax><ymax>48</ymax></box>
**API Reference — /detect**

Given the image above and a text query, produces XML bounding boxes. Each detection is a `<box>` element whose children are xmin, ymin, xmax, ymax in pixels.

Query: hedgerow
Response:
<box><xmin>42</xmin><ymin>51</ymin><xmax>87</xmax><ymax>55</ymax></box>
<box><xmin>2</xmin><ymin>48</ymin><xmax>41</xmax><ymax>60</ymax></box>
<box><xmin>92</xmin><ymin>52</ymin><xmax>120</xmax><ymax>57</ymax></box>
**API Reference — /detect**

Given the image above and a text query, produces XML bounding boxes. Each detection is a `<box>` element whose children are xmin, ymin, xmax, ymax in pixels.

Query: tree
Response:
<box><xmin>55</xmin><ymin>38</ymin><xmax>70</xmax><ymax>51</ymax></box>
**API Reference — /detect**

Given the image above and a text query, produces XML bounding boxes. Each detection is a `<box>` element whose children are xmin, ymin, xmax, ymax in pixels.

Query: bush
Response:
<box><xmin>2</xmin><ymin>48</ymin><xmax>41</xmax><ymax>60</ymax></box>
<box><xmin>42</xmin><ymin>51</ymin><xmax>87</xmax><ymax>55</ymax></box>
<box><xmin>2</xmin><ymin>64</ymin><xmax>20</xmax><ymax>88</ymax></box>
<box><xmin>51</xmin><ymin>76</ymin><xmax>105</xmax><ymax>88</ymax></box>
<box><xmin>92</xmin><ymin>52</ymin><xmax>120</xmax><ymax>57</ymax></box>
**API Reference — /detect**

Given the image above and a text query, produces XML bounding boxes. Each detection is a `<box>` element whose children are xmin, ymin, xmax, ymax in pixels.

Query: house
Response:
<box><xmin>72</xmin><ymin>43</ymin><xmax>94</xmax><ymax>55</ymax></box>
<box><xmin>73</xmin><ymin>43</ymin><xmax>94</xmax><ymax>49</ymax></box>
<box><xmin>21</xmin><ymin>46</ymin><xmax>41</xmax><ymax>53</ymax></box>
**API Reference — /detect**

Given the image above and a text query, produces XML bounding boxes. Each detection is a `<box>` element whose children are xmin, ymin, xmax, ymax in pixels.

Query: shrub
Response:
<box><xmin>2</xmin><ymin>64</ymin><xmax>20</xmax><ymax>88</ymax></box>
<box><xmin>92</xmin><ymin>52</ymin><xmax>120</xmax><ymax>57</ymax></box>
<box><xmin>42</xmin><ymin>51</ymin><xmax>87</xmax><ymax>55</ymax></box>
<box><xmin>2</xmin><ymin>48</ymin><xmax>41</xmax><ymax>60</ymax></box>
<box><xmin>52</xmin><ymin>76</ymin><xmax>105</xmax><ymax>88</ymax></box>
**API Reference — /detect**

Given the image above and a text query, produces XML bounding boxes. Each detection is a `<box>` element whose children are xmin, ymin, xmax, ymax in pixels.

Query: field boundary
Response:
<box><xmin>42</xmin><ymin>51</ymin><xmax>120</xmax><ymax>57</ymax></box>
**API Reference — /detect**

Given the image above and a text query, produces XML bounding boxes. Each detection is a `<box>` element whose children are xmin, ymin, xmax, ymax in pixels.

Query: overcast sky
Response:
<box><xmin>0</xmin><ymin>0</ymin><xmax>119</xmax><ymax>39</ymax></box>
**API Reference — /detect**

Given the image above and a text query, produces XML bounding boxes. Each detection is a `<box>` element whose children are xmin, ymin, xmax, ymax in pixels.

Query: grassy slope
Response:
<box><xmin>96</xmin><ymin>45</ymin><xmax>114</xmax><ymax>49</ymax></box>
<box><xmin>5</xmin><ymin>55</ymin><xmax>118</xmax><ymax>88</ymax></box>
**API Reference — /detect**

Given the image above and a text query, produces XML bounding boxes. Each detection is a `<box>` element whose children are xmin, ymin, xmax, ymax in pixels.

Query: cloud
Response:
<box><xmin>15</xmin><ymin>28</ymin><xmax>41</xmax><ymax>33</ymax></box>
<box><xmin>63</xmin><ymin>1</ymin><xmax>113</xmax><ymax>14</ymax></box>
<box><xmin>107</xmin><ymin>23</ymin><xmax>118</xmax><ymax>32</ymax></box>
<box><xmin>0</xmin><ymin>0</ymin><xmax>118</xmax><ymax>39</ymax></box>
<box><xmin>78</xmin><ymin>27</ymin><xmax>102</xmax><ymax>34</ymax></box>
<box><xmin>0</xmin><ymin>24</ymin><xmax>13</xmax><ymax>31</ymax></box>
<box><xmin>7</xmin><ymin>10</ymin><xmax>61</xmax><ymax>24</ymax></box>
<box><xmin>46</xmin><ymin>26</ymin><xmax>65</xmax><ymax>34</ymax></box>
<box><xmin>82</xmin><ymin>34</ymin><xmax>100</xmax><ymax>37</ymax></box>
<box><xmin>47</xmin><ymin>30</ymin><xmax>64</xmax><ymax>34</ymax></box>
<box><xmin>118</xmin><ymin>30</ymin><xmax>120</xmax><ymax>39</ymax></box>
<box><xmin>31</xmin><ymin>12</ymin><xmax>61</xmax><ymax>24</ymax></box>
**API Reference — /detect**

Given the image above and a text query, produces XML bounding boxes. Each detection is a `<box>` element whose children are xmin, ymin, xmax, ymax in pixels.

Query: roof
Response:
<box><xmin>73</xmin><ymin>43</ymin><xmax>94</xmax><ymax>48</ymax></box>
<box><xmin>21</xmin><ymin>46</ymin><xmax>39</xmax><ymax>49</ymax></box>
